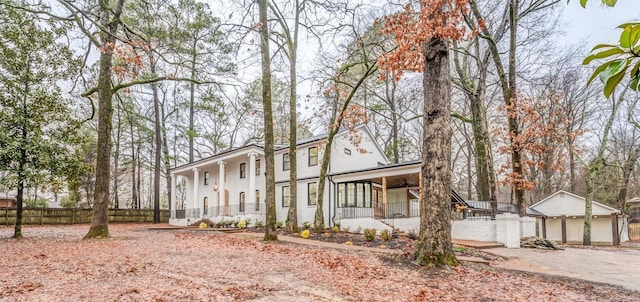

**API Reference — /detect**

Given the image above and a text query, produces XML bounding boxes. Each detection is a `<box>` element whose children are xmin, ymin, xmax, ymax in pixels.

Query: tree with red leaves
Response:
<box><xmin>378</xmin><ymin>0</ymin><xmax>470</xmax><ymax>267</ymax></box>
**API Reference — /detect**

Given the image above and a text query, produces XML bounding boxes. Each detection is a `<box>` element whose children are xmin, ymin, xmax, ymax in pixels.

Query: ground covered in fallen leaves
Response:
<box><xmin>1</xmin><ymin>224</ymin><xmax>637</xmax><ymax>301</ymax></box>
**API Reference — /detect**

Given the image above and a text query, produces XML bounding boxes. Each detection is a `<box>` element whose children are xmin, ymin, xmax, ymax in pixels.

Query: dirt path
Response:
<box><xmin>490</xmin><ymin>246</ymin><xmax>640</xmax><ymax>291</ymax></box>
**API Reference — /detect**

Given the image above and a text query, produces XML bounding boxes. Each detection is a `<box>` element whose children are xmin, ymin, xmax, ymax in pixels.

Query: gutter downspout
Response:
<box><xmin>329</xmin><ymin>175</ymin><xmax>336</xmax><ymax>227</ymax></box>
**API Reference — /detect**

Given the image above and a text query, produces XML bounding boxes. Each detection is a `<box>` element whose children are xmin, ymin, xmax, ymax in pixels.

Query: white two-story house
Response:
<box><xmin>169</xmin><ymin>125</ymin><xmax>466</xmax><ymax>231</ymax></box>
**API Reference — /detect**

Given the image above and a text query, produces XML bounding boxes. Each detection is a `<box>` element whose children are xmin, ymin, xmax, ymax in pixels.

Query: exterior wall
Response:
<box><xmin>520</xmin><ymin>217</ymin><xmax>536</xmax><ymax>238</ymax></box>
<box><xmin>452</xmin><ymin>220</ymin><xmax>497</xmax><ymax>242</ymax></box>
<box><xmin>275</xmin><ymin>178</ymin><xmax>330</xmax><ymax>227</ymax></box>
<box><xmin>545</xmin><ymin>218</ymin><xmax>563</xmax><ymax>241</ymax></box>
<box><xmin>392</xmin><ymin>217</ymin><xmax>420</xmax><ymax>233</ymax></box>
<box><xmin>338</xmin><ymin>218</ymin><xmax>392</xmax><ymax>234</ymax></box>
<box><xmin>274</xmin><ymin>144</ymin><xmax>322</xmax><ymax>182</ymax></box>
<box><xmin>329</xmin><ymin>128</ymin><xmax>387</xmax><ymax>174</ymax></box>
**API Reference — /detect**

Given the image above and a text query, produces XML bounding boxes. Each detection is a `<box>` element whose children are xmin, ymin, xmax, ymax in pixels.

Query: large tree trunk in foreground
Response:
<box><xmin>259</xmin><ymin>0</ymin><xmax>278</xmax><ymax>241</ymax></box>
<box><xmin>413</xmin><ymin>37</ymin><xmax>457</xmax><ymax>267</ymax></box>
<box><xmin>85</xmin><ymin>0</ymin><xmax>126</xmax><ymax>239</ymax></box>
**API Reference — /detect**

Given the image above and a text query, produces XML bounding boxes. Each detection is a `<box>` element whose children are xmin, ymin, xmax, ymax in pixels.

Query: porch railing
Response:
<box><xmin>171</xmin><ymin>208</ymin><xmax>200</xmax><ymax>219</ymax></box>
<box><xmin>336</xmin><ymin>201</ymin><xmax>420</xmax><ymax>220</ymax></box>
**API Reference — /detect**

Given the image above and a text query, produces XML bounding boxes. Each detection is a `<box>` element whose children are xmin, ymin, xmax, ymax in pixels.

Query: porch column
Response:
<box><xmin>542</xmin><ymin>216</ymin><xmax>547</xmax><ymax>238</ymax></box>
<box><xmin>248</xmin><ymin>152</ymin><xmax>257</xmax><ymax>212</ymax></box>
<box><xmin>170</xmin><ymin>173</ymin><xmax>176</xmax><ymax>212</ymax></box>
<box><xmin>418</xmin><ymin>172</ymin><xmax>422</xmax><ymax>199</ymax></box>
<box><xmin>611</xmin><ymin>214</ymin><xmax>619</xmax><ymax>246</ymax></box>
<box><xmin>561</xmin><ymin>215</ymin><xmax>567</xmax><ymax>243</ymax></box>
<box><xmin>382</xmin><ymin>176</ymin><xmax>387</xmax><ymax>217</ymax></box>
<box><xmin>192</xmin><ymin>168</ymin><xmax>200</xmax><ymax>218</ymax></box>
<box><xmin>218</xmin><ymin>161</ymin><xmax>226</xmax><ymax>215</ymax></box>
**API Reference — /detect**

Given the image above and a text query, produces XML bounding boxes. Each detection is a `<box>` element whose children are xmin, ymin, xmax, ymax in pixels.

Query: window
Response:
<box><xmin>308</xmin><ymin>147</ymin><xmax>318</xmax><ymax>166</ymax></box>
<box><xmin>283</xmin><ymin>153</ymin><xmax>290</xmax><ymax>171</ymax></box>
<box><xmin>282</xmin><ymin>186</ymin><xmax>290</xmax><ymax>207</ymax></box>
<box><xmin>308</xmin><ymin>183</ymin><xmax>317</xmax><ymax>206</ymax></box>
<box><xmin>239</xmin><ymin>192</ymin><xmax>245</xmax><ymax>212</ymax></box>
<box><xmin>337</xmin><ymin>181</ymin><xmax>372</xmax><ymax>208</ymax></box>
<box><xmin>255</xmin><ymin>159</ymin><xmax>261</xmax><ymax>175</ymax></box>
<box><xmin>255</xmin><ymin>190</ymin><xmax>260</xmax><ymax>211</ymax></box>
<box><xmin>240</xmin><ymin>163</ymin><xmax>246</xmax><ymax>179</ymax></box>
<box><xmin>344</xmin><ymin>148</ymin><xmax>351</xmax><ymax>155</ymax></box>
<box><xmin>203</xmin><ymin>197</ymin><xmax>208</xmax><ymax>215</ymax></box>
<box><xmin>204</xmin><ymin>171</ymin><xmax>209</xmax><ymax>185</ymax></box>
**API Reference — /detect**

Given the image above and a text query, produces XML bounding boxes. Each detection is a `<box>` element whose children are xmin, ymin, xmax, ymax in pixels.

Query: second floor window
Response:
<box><xmin>309</xmin><ymin>147</ymin><xmax>318</xmax><ymax>166</ymax></box>
<box><xmin>256</xmin><ymin>159</ymin><xmax>261</xmax><ymax>175</ymax></box>
<box><xmin>204</xmin><ymin>171</ymin><xmax>209</xmax><ymax>185</ymax></box>
<box><xmin>240</xmin><ymin>163</ymin><xmax>246</xmax><ymax>178</ymax></box>
<box><xmin>283</xmin><ymin>153</ymin><xmax>290</xmax><ymax>171</ymax></box>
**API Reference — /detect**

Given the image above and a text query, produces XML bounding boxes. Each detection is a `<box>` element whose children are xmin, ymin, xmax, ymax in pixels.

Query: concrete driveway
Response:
<box><xmin>490</xmin><ymin>245</ymin><xmax>640</xmax><ymax>292</ymax></box>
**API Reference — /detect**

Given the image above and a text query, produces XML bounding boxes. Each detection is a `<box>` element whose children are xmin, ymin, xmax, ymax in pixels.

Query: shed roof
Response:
<box><xmin>529</xmin><ymin>190</ymin><xmax>620</xmax><ymax>217</ymax></box>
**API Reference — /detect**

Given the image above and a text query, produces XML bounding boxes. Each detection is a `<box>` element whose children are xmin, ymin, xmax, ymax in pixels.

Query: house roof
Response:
<box><xmin>529</xmin><ymin>190</ymin><xmax>620</xmax><ymax>217</ymax></box>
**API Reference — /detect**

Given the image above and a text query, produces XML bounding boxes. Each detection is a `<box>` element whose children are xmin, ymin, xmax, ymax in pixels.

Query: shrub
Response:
<box><xmin>276</xmin><ymin>221</ymin><xmax>283</xmax><ymax>228</ymax></box>
<box><xmin>300</xmin><ymin>229</ymin><xmax>311</xmax><ymax>239</ymax></box>
<box><xmin>237</xmin><ymin>220</ymin><xmax>247</xmax><ymax>229</ymax></box>
<box><xmin>380</xmin><ymin>229</ymin><xmax>392</xmax><ymax>241</ymax></box>
<box><xmin>364</xmin><ymin>228</ymin><xmax>376</xmax><ymax>242</ymax></box>
<box><xmin>407</xmin><ymin>228</ymin><xmax>418</xmax><ymax>240</ymax></box>
<box><xmin>331</xmin><ymin>226</ymin><xmax>340</xmax><ymax>233</ymax></box>
<box><xmin>244</xmin><ymin>218</ymin><xmax>252</xmax><ymax>226</ymax></box>
<box><xmin>255</xmin><ymin>220</ymin><xmax>264</xmax><ymax>228</ymax></box>
<box><xmin>199</xmin><ymin>222</ymin><xmax>208</xmax><ymax>230</ymax></box>
<box><xmin>302</xmin><ymin>221</ymin><xmax>312</xmax><ymax>230</ymax></box>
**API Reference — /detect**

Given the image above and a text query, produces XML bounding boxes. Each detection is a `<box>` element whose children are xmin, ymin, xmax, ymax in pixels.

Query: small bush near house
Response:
<box><xmin>254</xmin><ymin>220</ymin><xmax>264</xmax><ymax>228</ymax></box>
<box><xmin>379</xmin><ymin>229</ymin><xmax>392</xmax><ymax>241</ymax></box>
<box><xmin>276</xmin><ymin>221</ymin><xmax>283</xmax><ymax>228</ymax></box>
<box><xmin>300</xmin><ymin>229</ymin><xmax>311</xmax><ymax>239</ymax></box>
<box><xmin>364</xmin><ymin>229</ymin><xmax>376</xmax><ymax>242</ymax></box>
<box><xmin>331</xmin><ymin>226</ymin><xmax>340</xmax><ymax>233</ymax></box>
<box><xmin>237</xmin><ymin>220</ymin><xmax>247</xmax><ymax>229</ymax></box>
<box><xmin>199</xmin><ymin>222</ymin><xmax>208</xmax><ymax>229</ymax></box>
<box><xmin>244</xmin><ymin>218</ymin><xmax>252</xmax><ymax>226</ymax></box>
<box><xmin>407</xmin><ymin>228</ymin><xmax>418</xmax><ymax>240</ymax></box>
<box><xmin>302</xmin><ymin>221</ymin><xmax>312</xmax><ymax>230</ymax></box>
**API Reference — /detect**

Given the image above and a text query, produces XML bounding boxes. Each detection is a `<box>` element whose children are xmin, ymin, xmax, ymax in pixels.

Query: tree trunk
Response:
<box><xmin>287</xmin><ymin>51</ymin><xmax>298</xmax><ymax>233</ymax></box>
<box><xmin>150</xmin><ymin>56</ymin><xmax>161</xmax><ymax>223</ymax></box>
<box><xmin>14</xmin><ymin>73</ymin><xmax>29</xmax><ymax>238</ymax></box>
<box><xmin>113</xmin><ymin>98</ymin><xmax>121</xmax><ymax>209</ymax></box>
<box><xmin>259</xmin><ymin>0</ymin><xmax>278</xmax><ymax>241</ymax></box>
<box><xmin>85</xmin><ymin>0</ymin><xmax>126</xmax><ymax>239</ymax></box>
<box><xmin>161</xmin><ymin>97</ymin><xmax>172</xmax><ymax>212</ymax></box>
<box><xmin>188</xmin><ymin>46</ymin><xmax>196</xmax><ymax>163</ymax></box>
<box><xmin>413</xmin><ymin>37</ymin><xmax>457</xmax><ymax>267</ymax></box>
<box><xmin>617</xmin><ymin>147</ymin><xmax>639</xmax><ymax>210</ymax></box>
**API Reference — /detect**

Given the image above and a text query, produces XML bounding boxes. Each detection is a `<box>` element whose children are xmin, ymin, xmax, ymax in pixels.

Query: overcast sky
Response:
<box><xmin>561</xmin><ymin>1</ymin><xmax>640</xmax><ymax>47</ymax></box>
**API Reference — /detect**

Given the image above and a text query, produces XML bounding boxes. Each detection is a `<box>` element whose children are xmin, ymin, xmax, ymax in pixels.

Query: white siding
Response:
<box><xmin>330</xmin><ymin>128</ymin><xmax>387</xmax><ymax>174</ymax></box>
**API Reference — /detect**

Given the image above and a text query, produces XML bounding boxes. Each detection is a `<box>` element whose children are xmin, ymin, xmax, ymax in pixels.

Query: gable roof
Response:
<box><xmin>529</xmin><ymin>190</ymin><xmax>620</xmax><ymax>217</ymax></box>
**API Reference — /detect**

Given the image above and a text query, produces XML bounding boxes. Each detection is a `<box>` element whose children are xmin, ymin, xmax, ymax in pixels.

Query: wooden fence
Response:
<box><xmin>0</xmin><ymin>208</ymin><xmax>170</xmax><ymax>225</ymax></box>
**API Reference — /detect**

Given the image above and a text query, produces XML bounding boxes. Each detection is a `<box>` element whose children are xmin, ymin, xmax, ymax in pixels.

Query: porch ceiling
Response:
<box><xmin>371</xmin><ymin>173</ymin><xmax>420</xmax><ymax>189</ymax></box>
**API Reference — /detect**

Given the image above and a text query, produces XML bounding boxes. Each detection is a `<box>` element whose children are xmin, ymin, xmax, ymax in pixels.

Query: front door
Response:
<box><xmin>374</xmin><ymin>188</ymin><xmax>383</xmax><ymax>218</ymax></box>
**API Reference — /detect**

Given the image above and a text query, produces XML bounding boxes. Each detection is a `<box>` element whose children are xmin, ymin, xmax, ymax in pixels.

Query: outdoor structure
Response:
<box><xmin>0</xmin><ymin>193</ymin><xmax>16</xmax><ymax>208</ymax></box>
<box><xmin>530</xmin><ymin>190</ymin><xmax>629</xmax><ymax>245</ymax></box>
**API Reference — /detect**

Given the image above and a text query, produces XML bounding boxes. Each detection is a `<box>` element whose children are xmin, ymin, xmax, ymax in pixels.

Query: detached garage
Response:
<box><xmin>529</xmin><ymin>190</ymin><xmax>629</xmax><ymax>245</ymax></box>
